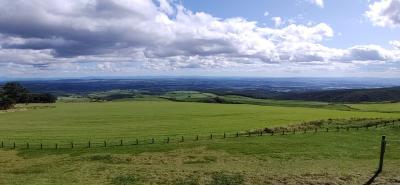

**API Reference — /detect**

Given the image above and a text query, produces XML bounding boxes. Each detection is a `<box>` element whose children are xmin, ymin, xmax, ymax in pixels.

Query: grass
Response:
<box><xmin>0</xmin><ymin>101</ymin><xmax>399</xmax><ymax>143</ymax></box>
<box><xmin>0</xmin><ymin>100</ymin><xmax>400</xmax><ymax>184</ymax></box>
<box><xmin>348</xmin><ymin>102</ymin><xmax>400</xmax><ymax>113</ymax></box>
<box><xmin>0</xmin><ymin>127</ymin><xmax>399</xmax><ymax>184</ymax></box>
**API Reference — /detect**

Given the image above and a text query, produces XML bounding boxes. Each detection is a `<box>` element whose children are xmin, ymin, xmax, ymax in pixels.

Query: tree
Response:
<box><xmin>2</xmin><ymin>82</ymin><xmax>29</xmax><ymax>103</ymax></box>
<box><xmin>28</xmin><ymin>93</ymin><xmax>57</xmax><ymax>103</ymax></box>
<box><xmin>0</xmin><ymin>96</ymin><xmax>14</xmax><ymax>110</ymax></box>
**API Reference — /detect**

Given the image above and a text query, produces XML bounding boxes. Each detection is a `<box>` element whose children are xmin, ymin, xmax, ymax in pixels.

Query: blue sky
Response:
<box><xmin>183</xmin><ymin>0</ymin><xmax>398</xmax><ymax>48</ymax></box>
<box><xmin>0</xmin><ymin>0</ymin><xmax>399</xmax><ymax>78</ymax></box>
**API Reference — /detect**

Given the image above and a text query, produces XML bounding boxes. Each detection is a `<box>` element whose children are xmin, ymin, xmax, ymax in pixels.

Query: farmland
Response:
<box><xmin>0</xmin><ymin>100</ymin><xmax>400</xmax><ymax>184</ymax></box>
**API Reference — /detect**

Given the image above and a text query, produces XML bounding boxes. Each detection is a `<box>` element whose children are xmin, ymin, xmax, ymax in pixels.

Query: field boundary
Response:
<box><xmin>1</xmin><ymin>119</ymin><xmax>399</xmax><ymax>150</ymax></box>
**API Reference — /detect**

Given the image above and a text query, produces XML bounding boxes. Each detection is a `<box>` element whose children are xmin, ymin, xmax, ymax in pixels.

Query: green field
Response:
<box><xmin>0</xmin><ymin>100</ymin><xmax>400</xmax><ymax>184</ymax></box>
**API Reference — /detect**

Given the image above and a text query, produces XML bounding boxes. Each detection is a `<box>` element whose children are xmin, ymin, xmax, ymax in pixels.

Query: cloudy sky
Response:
<box><xmin>0</xmin><ymin>0</ymin><xmax>399</xmax><ymax>78</ymax></box>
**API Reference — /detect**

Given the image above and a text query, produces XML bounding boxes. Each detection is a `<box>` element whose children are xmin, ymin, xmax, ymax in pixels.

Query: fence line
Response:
<box><xmin>0</xmin><ymin>119</ymin><xmax>399</xmax><ymax>150</ymax></box>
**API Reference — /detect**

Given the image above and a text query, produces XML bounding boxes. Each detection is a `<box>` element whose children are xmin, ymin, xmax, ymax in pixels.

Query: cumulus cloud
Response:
<box><xmin>271</xmin><ymin>17</ymin><xmax>283</xmax><ymax>27</ymax></box>
<box><xmin>390</xmin><ymin>40</ymin><xmax>400</xmax><ymax>49</ymax></box>
<box><xmin>0</xmin><ymin>0</ymin><xmax>398</xmax><ymax>77</ymax></box>
<box><xmin>366</xmin><ymin>0</ymin><xmax>400</xmax><ymax>27</ymax></box>
<box><xmin>308</xmin><ymin>0</ymin><xmax>324</xmax><ymax>8</ymax></box>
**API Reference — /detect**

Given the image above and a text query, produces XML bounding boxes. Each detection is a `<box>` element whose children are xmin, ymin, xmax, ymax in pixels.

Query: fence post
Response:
<box><xmin>104</xmin><ymin>141</ymin><xmax>107</xmax><ymax>147</ymax></box>
<box><xmin>120</xmin><ymin>139</ymin><xmax>123</xmax><ymax>146</ymax></box>
<box><xmin>55</xmin><ymin>143</ymin><xmax>58</xmax><ymax>149</ymax></box>
<box><xmin>224</xmin><ymin>132</ymin><xmax>226</xmax><ymax>139</ymax></box>
<box><xmin>1</xmin><ymin>141</ymin><xmax>3</xmax><ymax>148</ymax></box>
<box><xmin>236</xmin><ymin>132</ymin><xmax>239</xmax><ymax>137</ymax></box>
<box><xmin>210</xmin><ymin>134</ymin><xmax>213</xmax><ymax>140</ymax></box>
<box><xmin>26</xmin><ymin>143</ymin><xmax>29</xmax><ymax>149</ymax></box>
<box><xmin>196</xmin><ymin>135</ymin><xmax>199</xmax><ymax>141</ymax></box>
<box><xmin>71</xmin><ymin>142</ymin><xmax>73</xmax><ymax>149</ymax></box>
<box><xmin>136</xmin><ymin>139</ymin><xmax>139</xmax><ymax>145</ymax></box>
<box><xmin>326</xmin><ymin>128</ymin><xmax>329</xmax><ymax>132</ymax></box>
<box><xmin>167</xmin><ymin>137</ymin><xmax>170</xmax><ymax>143</ymax></box>
<box><xmin>378</xmin><ymin>136</ymin><xmax>386</xmax><ymax>173</ymax></box>
<box><xmin>88</xmin><ymin>141</ymin><xmax>91</xmax><ymax>148</ymax></box>
<box><xmin>181</xmin><ymin>136</ymin><xmax>184</xmax><ymax>142</ymax></box>
<box><xmin>40</xmin><ymin>143</ymin><xmax>43</xmax><ymax>149</ymax></box>
<box><xmin>151</xmin><ymin>138</ymin><xmax>154</xmax><ymax>144</ymax></box>
<box><xmin>260</xmin><ymin>131</ymin><xmax>263</xmax><ymax>136</ymax></box>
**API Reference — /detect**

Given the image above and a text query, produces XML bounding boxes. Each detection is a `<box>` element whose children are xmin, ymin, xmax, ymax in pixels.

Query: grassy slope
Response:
<box><xmin>0</xmin><ymin>127</ymin><xmax>399</xmax><ymax>184</ymax></box>
<box><xmin>0</xmin><ymin>101</ymin><xmax>399</xmax><ymax>143</ymax></box>
<box><xmin>348</xmin><ymin>102</ymin><xmax>400</xmax><ymax>113</ymax></box>
<box><xmin>0</xmin><ymin>101</ymin><xmax>400</xmax><ymax>184</ymax></box>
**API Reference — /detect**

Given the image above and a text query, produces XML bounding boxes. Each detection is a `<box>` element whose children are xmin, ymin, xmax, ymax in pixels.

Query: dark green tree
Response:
<box><xmin>2</xmin><ymin>82</ymin><xmax>30</xmax><ymax>103</ymax></box>
<box><xmin>0</xmin><ymin>95</ymin><xmax>14</xmax><ymax>110</ymax></box>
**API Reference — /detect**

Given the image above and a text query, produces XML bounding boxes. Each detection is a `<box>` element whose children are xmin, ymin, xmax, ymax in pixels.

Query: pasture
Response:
<box><xmin>0</xmin><ymin>100</ymin><xmax>399</xmax><ymax>184</ymax></box>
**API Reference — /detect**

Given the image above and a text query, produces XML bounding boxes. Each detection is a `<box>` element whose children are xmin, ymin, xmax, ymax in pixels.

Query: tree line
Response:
<box><xmin>0</xmin><ymin>82</ymin><xmax>57</xmax><ymax>110</ymax></box>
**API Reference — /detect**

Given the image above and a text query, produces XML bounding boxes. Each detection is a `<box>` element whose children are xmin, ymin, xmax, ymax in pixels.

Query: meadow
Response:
<box><xmin>0</xmin><ymin>100</ymin><xmax>399</xmax><ymax>184</ymax></box>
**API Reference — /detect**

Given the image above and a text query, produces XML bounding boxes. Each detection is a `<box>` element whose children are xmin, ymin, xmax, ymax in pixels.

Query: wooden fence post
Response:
<box><xmin>120</xmin><ymin>139</ymin><xmax>123</xmax><ymax>146</ymax></box>
<box><xmin>378</xmin><ymin>136</ymin><xmax>386</xmax><ymax>173</ymax></box>
<box><xmin>136</xmin><ymin>139</ymin><xmax>139</xmax><ymax>145</ymax></box>
<box><xmin>71</xmin><ymin>142</ymin><xmax>73</xmax><ymax>149</ymax></box>
<box><xmin>151</xmin><ymin>138</ymin><xmax>154</xmax><ymax>144</ymax></box>
<box><xmin>55</xmin><ymin>143</ymin><xmax>58</xmax><ymax>149</ymax></box>
<box><xmin>224</xmin><ymin>132</ymin><xmax>226</xmax><ymax>139</ymax></box>
<box><xmin>1</xmin><ymin>141</ymin><xmax>3</xmax><ymax>148</ymax></box>
<box><xmin>181</xmin><ymin>136</ymin><xmax>184</xmax><ymax>142</ymax></box>
<box><xmin>196</xmin><ymin>135</ymin><xmax>199</xmax><ymax>141</ymax></box>
<box><xmin>210</xmin><ymin>134</ymin><xmax>213</xmax><ymax>140</ymax></box>
<box><xmin>88</xmin><ymin>141</ymin><xmax>91</xmax><ymax>148</ymax></box>
<box><xmin>167</xmin><ymin>137</ymin><xmax>170</xmax><ymax>143</ymax></box>
<box><xmin>104</xmin><ymin>141</ymin><xmax>107</xmax><ymax>147</ymax></box>
<box><xmin>40</xmin><ymin>143</ymin><xmax>43</xmax><ymax>149</ymax></box>
<box><xmin>236</xmin><ymin>132</ymin><xmax>239</xmax><ymax>137</ymax></box>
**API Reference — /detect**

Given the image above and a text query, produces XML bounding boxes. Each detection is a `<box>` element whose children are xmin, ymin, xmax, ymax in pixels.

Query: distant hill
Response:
<box><xmin>276</xmin><ymin>86</ymin><xmax>400</xmax><ymax>103</ymax></box>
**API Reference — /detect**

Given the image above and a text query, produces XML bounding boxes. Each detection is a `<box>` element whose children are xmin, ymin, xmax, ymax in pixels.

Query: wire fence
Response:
<box><xmin>0</xmin><ymin>119</ymin><xmax>399</xmax><ymax>150</ymax></box>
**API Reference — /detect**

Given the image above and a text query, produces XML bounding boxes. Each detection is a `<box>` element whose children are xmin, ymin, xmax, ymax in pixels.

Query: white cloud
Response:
<box><xmin>390</xmin><ymin>40</ymin><xmax>400</xmax><ymax>49</ymax></box>
<box><xmin>0</xmin><ymin>0</ymin><xmax>399</xmax><ymax>77</ymax></box>
<box><xmin>309</xmin><ymin>0</ymin><xmax>324</xmax><ymax>8</ymax></box>
<box><xmin>366</xmin><ymin>0</ymin><xmax>400</xmax><ymax>27</ymax></box>
<box><xmin>263</xmin><ymin>11</ymin><xmax>269</xmax><ymax>17</ymax></box>
<box><xmin>271</xmin><ymin>17</ymin><xmax>283</xmax><ymax>27</ymax></box>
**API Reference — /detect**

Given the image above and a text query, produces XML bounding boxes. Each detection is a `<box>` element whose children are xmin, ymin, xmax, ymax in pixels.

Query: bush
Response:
<box><xmin>0</xmin><ymin>96</ymin><xmax>14</xmax><ymax>110</ymax></box>
<box><xmin>28</xmin><ymin>93</ymin><xmax>57</xmax><ymax>103</ymax></box>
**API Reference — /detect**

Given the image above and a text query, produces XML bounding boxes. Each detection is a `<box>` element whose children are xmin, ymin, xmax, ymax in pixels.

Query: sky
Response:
<box><xmin>0</xmin><ymin>0</ymin><xmax>399</xmax><ymax>78</ymax></box>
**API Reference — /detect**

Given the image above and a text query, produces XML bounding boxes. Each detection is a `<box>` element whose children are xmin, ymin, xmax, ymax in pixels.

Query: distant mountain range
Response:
<box><xmin>1</xmin><ymin>78</ymin><xmax>400</xmax><ymax>103</ymax></box>
<box><xmin>274</xmin><ymin>87</ymin><xmax>400</xmax><ymax>103</ymax></box>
